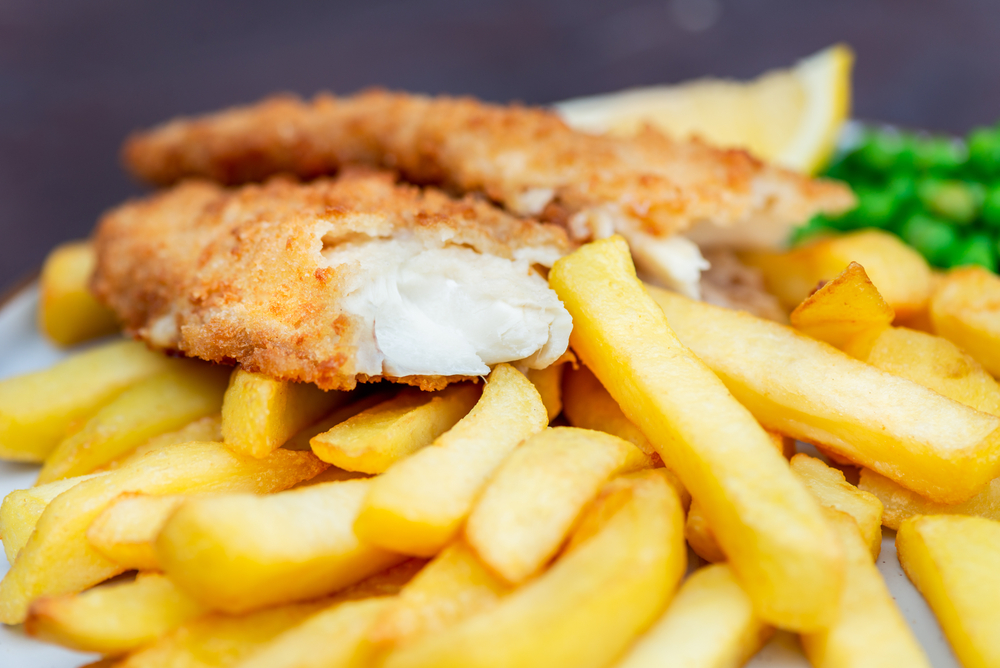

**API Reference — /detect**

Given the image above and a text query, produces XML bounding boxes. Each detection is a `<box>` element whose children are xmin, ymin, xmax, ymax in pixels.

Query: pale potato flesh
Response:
<box><xmin>24</xmin><ymin>573</ymin><xmax>204</xmax><ymax>656</ymax></box>
<box><xmin>649</xmin><ymin>285</ymin><xmax>1000</xmax><ymax>504</ymax></box>
<box><xmin>801</xmin><ymin>510</ymin><xmax>930</xmax><ymax>668</ymax></box>
<box><xmin>0</xmin><ymin>340</ymin><xmax>175</xmax><ymax>462</ymax></box>
<box><xmin>614</xmin><ymin>563</ymin><xmax>771</xmax><ymax>668</ymax></box>
<box><xmin>367</xmin><ymin>540</ymin><xmax>510</xmax><ymax>647</ymax></box>
<box><xmin>38</xmin><ymin>241</ymin><xmax>120</xmax><ymax>346</ymax></box>
<box><xmin>550</xmin><ymin>237</ymin><xmax>843</xmax><ymax>632</ymax></box>
<box><xmin>896</xmin><ymin>515</ymin><xmax>1000</xmax><ymax>668</ymax></box>
<box><xmin>354</xmin><ymin>364</ymin><xmax>548</xmax><ymax>557</ymax></box>
<box><xmin>465</xmin><ymin>426</ymin><xmax>652</xmax><ymax>583</ymax></box>
<box><xmin>0</xmin><ymin>442</ymin><xmax>325</xmax><ymax>624</ymax></box>
<box><xmin>156</xmin><ymin>478</ymin><xmax>406</xmax><ymax>614</ymax></box>
<box><xmin>86</xmin><ymin>494</ymin><xmax>190</xmax><ymax>571</ymax></box>
<box><xmin>37</xmin><ymin>362</ymin><xmax>230</xmax><ymax>483</ymax></box>
<box><xmin>222</xmin><ymin>368</ymin><xmax>350</xmax><ymax>458</ymax></box>
<box><xmin>381</xmin><ymin>470</ymin><xmax>686</xmax><ymax>668</ymax></box>
<box><xmin>310</xmin><ymin>384</ymin><xmax>480</xmax><ymax>473</ymax></box>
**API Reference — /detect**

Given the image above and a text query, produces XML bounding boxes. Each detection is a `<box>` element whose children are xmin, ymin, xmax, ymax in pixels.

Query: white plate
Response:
<box><xmin>0</xmin><ymin>284</ymin><xmax>964</xmax><ymax>667</ymax></box>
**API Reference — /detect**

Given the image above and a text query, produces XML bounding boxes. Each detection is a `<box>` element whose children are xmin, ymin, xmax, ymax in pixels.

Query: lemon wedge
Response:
<box><xmin>555</xmin><ymin>44</ymin><xmax>853</xmax><ymax>174</ymax></box>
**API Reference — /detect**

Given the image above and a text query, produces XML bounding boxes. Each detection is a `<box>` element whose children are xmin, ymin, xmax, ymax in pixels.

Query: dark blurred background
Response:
<box><xmin>1</xmin><ymin>0</ymin><xmax>996</xmax><ymax>291</ymax></box>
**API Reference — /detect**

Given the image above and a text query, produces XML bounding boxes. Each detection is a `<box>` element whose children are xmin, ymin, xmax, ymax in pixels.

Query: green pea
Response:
<box><xmin>900</xmin><ymin>213</ymin><xmax>960</xmax><ymax>266</ymax></box>
<box><xmin>853</xmin><ymin>130</ymin><xmax>910</xmax><ymax>174</ymax></box>
<box><xmin>982</xmin><ymin>184</ymin><xmax>1000</xmax><ymax>228</ymax></box>
<box><xmin>917</xmin><ymin>179</ymin><xmax>980</xmax><ymax>224</ymax></box>
<box><xmin>914</xmin><ymin>137</ymin><xmax>965</xmax><ymax>174</ymax></box>
<box><xmin>950</xmin><ymin>233</ymin><xmax>998</xmax><ymax>271</ymax></box>
<box><xmin>967</xmin><ymin>127</ymin><xmax>1000</xmax><ymax>176</ymax></box>
<box><xmin>852</xmin><ymin>188</ymin><xmax>897</xmax><ymax>228</ymax></box>
<box><xmin>790</xmin><ymin>215</ymin><xmax>836</xmax><ymax>246</ymax></box>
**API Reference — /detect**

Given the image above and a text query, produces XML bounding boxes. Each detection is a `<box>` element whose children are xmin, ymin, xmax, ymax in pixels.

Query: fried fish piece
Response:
<box><xmin>91</xmin><ymin>169</ymin><xmax>572</xmax><ymax>391</ymax></box>
<box><xmin>123</xmin><ymin>91</ymin><xmax>854</xmax><ymax>297</ymax></box>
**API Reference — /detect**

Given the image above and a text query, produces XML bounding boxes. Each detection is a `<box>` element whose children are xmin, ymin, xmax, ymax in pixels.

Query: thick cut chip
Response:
<box><xmin>790</xmin><ymin>454</ymin><xmax>883</xmax><ymax>559</ymax></box>
<box><xmin>368</xmin><ymin>540</ymin><xmax>511</xmax><ymax>647</ymax></box>
<box><xmin>1</xmin><ymin>473</ymin><xmax>108</xmax><ymax>564</ymax></box>
<box><xmin>0</xmin><ymin>442</ymin><xmax>324</xmax><ymax>624</ymax></box>
<box><xmin>615</xmin><ymin>563</ymin><xmax>771</xmax><ymax>668</ymax></box>
<box><xmin>105</xmin><ymin>414</ymin><xmax>223</xmax><ymax>469</ymax></box>
<box><xmin>282</xmin><ymin>393</ymin><xmax>390</xmax><ymax>452</ymax></box>
<box><xmin>39</xmin><ymin>241</ymin><xmax>120</xmax><ymax>346</ymax></box>
<box><xmin>25</xmin><ymin>573</ymin><xmax>204</xmax><ymax>656</ymax></box>
<box><xmin>0</xmin><ymin>340</ymin><xmax>175</xmax><ymax>462</ymax></box>
<box><xmin>931</xmin><ymin>266</ymin><xmax>1000</xmax><ymax>378</ymax></box>
<box><xmin>742</xmin><ymin>229</ymin><xmax>932</xmax><ymax>318</ymax></box>
<box><xmin>233</xmin><ymin>597</ymin><xmax>392</xmax><ymax>668</ymax></box>
<box><xmin>465</xmin><ymin>426</ymin><xmax>651</xmax><ymax>583</ymax></box>
<box><xmin>649</xmin><ymin>285</ymin><xmax>1000</xmax><ymax>504</ymax></box>
<box><xmin>156</xmin><ymin>478</ymin><xmax>406</xmax><ymax>614</ymax></box>
<box><xmin>897</xmin><ymin>515</ymin><xmax>1000</xmax><ymax>668</ymax></box>
<box><xmin>550</xmin><ymin>236</ymin><xmax>842</xmax><ymax>631</ymax></box>
<box><xmin>789</xmin><ymin>261</ymin><xmax>894</xmax><ymax>348</ymax></box>
<box><xmin>524</xmin><ymin>353</ymin><xmax>574</xmax><ymax>422</ymax></box>
<box><xmin>859</xmin><ymin>468</ymin><xmax>1000</xmax><ymax>530</ymax></box>
<box><xmin>222</xmin><ymin>368</ymin><xmax>348</xmax><ymax>458</ymax></box>
<box><xmin>562</xmin><ymin>364</ymin><xmax>657</xmax><ymax>456</ymax></box>
<box><xmin>801</xmin><ymin>510</ymin><xmax>930</xmax><ymax>668</ymax></box>
<box><xmin>38</xmin><ymin>362</ymin><xmax>230</xmax><ymax>483</ymax></box>
<box><xmin>310</xmin><ymin>384</ymin><xmax>480</xmax><ymax>473</ymax></box>
<box><xmin>354</xmin><ymin>364</ymin><xmax>548</xmax><ymax>557</ymax></box>
<box><xmin>113</xmin><ymin>599</ymin><xmax>329</xmax><ymax>668</ymax></box>
<box><xmin>381</xmin><ymin>470</ymin><xmax>685</xmax><ymax>668</ymax></box>
<box><xmin>87</xmin><ymin>493</ymin><xmax>190</xmax><ymax>571</ymax></box>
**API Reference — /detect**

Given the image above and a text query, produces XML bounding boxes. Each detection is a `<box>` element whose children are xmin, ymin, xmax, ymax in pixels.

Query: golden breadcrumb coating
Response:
<box><xmin>123</xmin><ymin>90</ymin><xmax>855</xmax><ymax>240</ymax></box>
<box><xmin>91</xmin><ymin>169</ymin><xmax>570</xmax><ymax>391</ymax></box>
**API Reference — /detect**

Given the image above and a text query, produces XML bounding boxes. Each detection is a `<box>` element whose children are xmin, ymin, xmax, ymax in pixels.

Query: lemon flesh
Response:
<box><xmin>555</xmin><ymin>44</ymin><xmax>853</xmax><ymax>175</ymax></box>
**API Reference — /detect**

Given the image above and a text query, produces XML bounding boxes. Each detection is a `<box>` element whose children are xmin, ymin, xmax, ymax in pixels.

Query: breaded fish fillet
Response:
<box><xmin>91</xmin><ymin>169</ymin><xmax>572</xmax><ymax>391</ymax></box>
<box><xmin>123</xmin><ymin>90</ymin><xmax>854</xmax><ymax>296</ymax></box>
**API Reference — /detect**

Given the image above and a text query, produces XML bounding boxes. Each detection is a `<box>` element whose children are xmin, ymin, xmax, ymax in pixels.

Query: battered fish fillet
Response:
<box><xmin>123</xmin><ymin>90</ymin><xmax>855</xmax><ymax>297</ymax></box>
<box><xmin>91</xmin><ymin>169</ymin><xmax>572</xmax><ymax>391</ymax></box>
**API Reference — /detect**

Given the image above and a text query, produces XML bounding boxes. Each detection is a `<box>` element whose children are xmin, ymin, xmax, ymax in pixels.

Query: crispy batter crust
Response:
<box><xmin>123</xmin><ymin>90</ymin><xmax>854</xmax><ymax>238</ymax></box>
<box><xmin>91</xmin><ymin>169</ymin><xmax>570</xmax><ymax>391</ymax></box>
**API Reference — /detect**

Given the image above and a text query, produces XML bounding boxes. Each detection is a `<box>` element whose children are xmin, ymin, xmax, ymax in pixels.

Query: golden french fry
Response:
<box><xmin>859</xmin><ymin>468</ymin><xmax>1000</xmax><ymax>530</ymax></box>
<box><xmin>551</xmin><ymin>237</ymin><xmax>842</xmax><ymax>631</ymax></box>
<box><xmin>233</xmin><ymin>597</ymin><xmax>392</xmax><ymax>668</ymax></box>
<box><xmin>741</xmin><ymin>228</ymin><xmax>932</xmax><ymax>318</ymax></box>
<box><xmin>649</xmin><ymin>285</ymin><xmax>1000</xmax><ymax>504</ymax></box>
<box><xmin>524</xmin><ymin>352</ymin><xmax>574</xmax><ymax>422</ymax></box>
<box><xmin>310</xmin><ymin>384</ymin><xmax>480</xmax><ymax>473</ymax></box>
<box><xmin>1</xmin><ymin>473</ymin><xmax>108</xmax><ymax>564</ymax></box>
<box><xmin>354</xmin><ymin>364</ymin><xmax>548</xmax><ymax>557</ymax></box>
<box><xmin>113</xmin><ymin>599</ymin><xmax>329</xmax><ymax>668</ymax></box>
<box><xmin>24</xmin><ymin>573</ymin><xmax>204</xmax><ymax>655</ymax></box>
<box><xmin>86</xmin><ymin>494</ymin><xmax>189</xmax><ymax>571</ymax></box>
<box><xmin>801</xmin><ymin>510</ymin><xmax>930</xmax><ymax>668</ymax></box>
<box><xmin>37</xmin><ymin>362</ymin><xmax>230</xmax><ymax>483</ymax></box>
<box><xmin>38</xmin><ymin>241</ymin><xmax>119</xmax><ymax>346</ymax></box>
<box><xmin>0</xmin><ymin>340</ymin><xmax>175</xmax><ymax>462</ymax></box>
<box><xmin>789</xmin><ymin>261</ymin><xmax>895</xmax><ymax>348</ymax></box>
<box><xmin>282</xmin><ymin>393</ymin><xmax>390</xmax><ymax>451</ymax></box>
<box><xmin>382</xmin><ymin>470</ymin><xmax>685</xmax><ymax>668</ymax></box>
<box><xmin>615</xmin><ymin>563</ymin><xmax>771</xmax><ymax>668</ymax></box>
<box><xmin>222</xmin><ymin>368</ymin><xmax>348</xmax><ymax>458</ymax></box>
<box><xmin>790</xmin><ymin>454</ymin><xmax>883</xmax><ymax>559</ymax></box>
<box><xmin>897</xmin><ymin>514</ymin><xmax>1000</xmax><ymax>668</ymax></box>
<box><xmin>562</xmin><ymin>364</ymin><xmax>656</xmax><ymax>456</ymax></box>
<box><xmin>156</xmin><ymin>479</ymin><xmax>406</xmax><ymax>614</ymax></box>
<box><xmin>465</xmin><ymin>426</ymin><xmax>651</xmax><ymax>583</ymax></box>
<box><xmin>368</xmin><ymin>540</ymin><xmax>510</xmax><ymax>647</ymax></box>
<box><xmin>0</xmin><ymin>442</ymin><xmax>325</xmax><ymax>624</ymax></box>
<box><xmin>105</xmin><ymin>415</ymin><xmax>222</xmax><ymax>469</ymax></box>
<box><xmin>931</xmin><ymin>266</ymin><xmax>1000</xmax><ymax>378</ymax></box>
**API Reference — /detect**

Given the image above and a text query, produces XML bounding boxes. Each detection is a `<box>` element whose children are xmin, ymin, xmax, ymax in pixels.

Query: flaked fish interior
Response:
<box><xmin>92</xmin><ymin>170</ymin><xmax>572</xmax><ymax>390</ymax></box>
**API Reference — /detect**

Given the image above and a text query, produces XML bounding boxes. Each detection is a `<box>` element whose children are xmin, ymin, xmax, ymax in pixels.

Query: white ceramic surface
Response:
<box><xmin>0</xmin><ymin>285</ymin><xmax>964</xmax><ymax>667</ymax></box>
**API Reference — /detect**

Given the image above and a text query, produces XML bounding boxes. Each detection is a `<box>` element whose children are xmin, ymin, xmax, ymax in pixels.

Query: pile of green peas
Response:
<box><xmin>794</xmin><ymin>124</ymin><xmax>1000</xmax><ymax>272</ymax></box>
